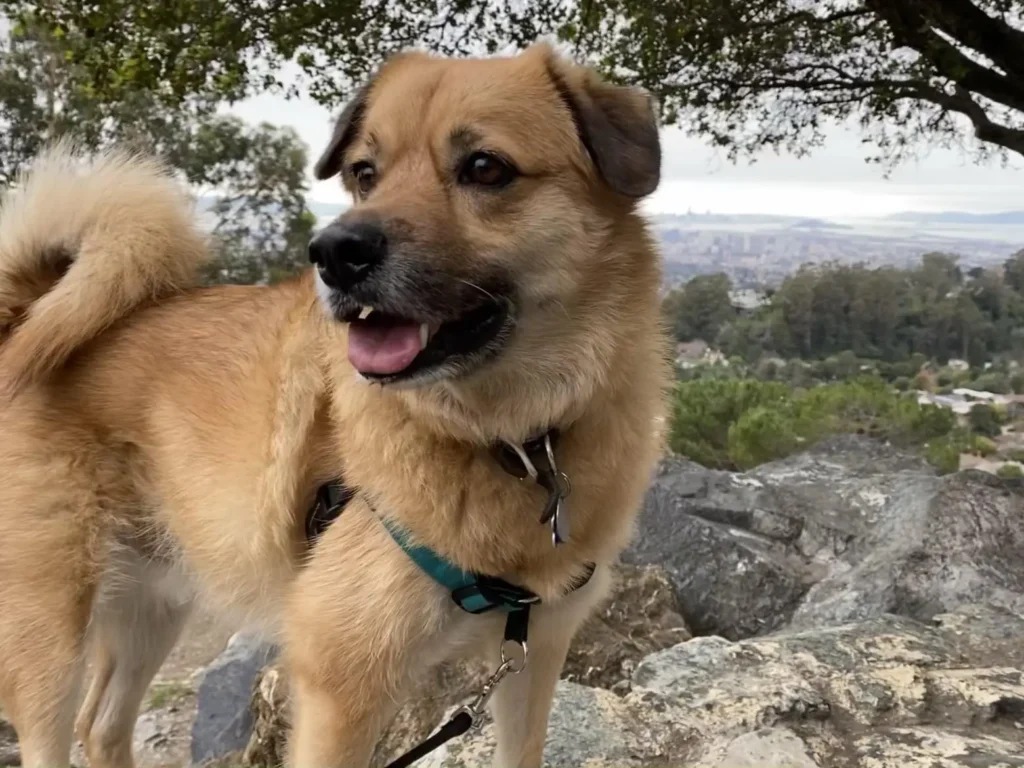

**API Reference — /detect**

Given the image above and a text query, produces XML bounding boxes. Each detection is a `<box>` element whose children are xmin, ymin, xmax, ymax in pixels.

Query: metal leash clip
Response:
<box><xmin>455</xmin><ymin>636</ymin><xmax>528</xmax><ymax>730</ymax></box>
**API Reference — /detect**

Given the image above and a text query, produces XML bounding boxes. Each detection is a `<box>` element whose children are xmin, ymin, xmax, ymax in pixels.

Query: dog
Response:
<box><xmin>0</xmin><ymin>41</ymin><xmax>670</xmax><ymax>768</ymax></box>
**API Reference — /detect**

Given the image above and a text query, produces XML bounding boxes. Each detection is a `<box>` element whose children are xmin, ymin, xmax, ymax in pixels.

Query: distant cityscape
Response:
<box><xmin>304</xmin><ymin>200</ymin><xmax>1024</xmax><ymax>292</ymax></box>
<box><xmin>650</xmin><ymin>211</ymin><xmax>1024</xmax><ymax>290</ymax></box>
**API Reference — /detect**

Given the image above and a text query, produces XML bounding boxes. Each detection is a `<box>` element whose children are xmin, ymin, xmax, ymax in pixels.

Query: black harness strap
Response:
<box><xmin>305</xmin><ymin>481</ymin><xmax>356</xmax><ymax>542</ymax></box>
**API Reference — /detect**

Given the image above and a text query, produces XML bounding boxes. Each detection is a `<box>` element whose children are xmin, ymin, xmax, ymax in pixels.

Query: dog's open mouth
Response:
<box><xmin>342</xmin><ymin>300</ymin><xmax>510</xmax><ymax>383</ymax></box>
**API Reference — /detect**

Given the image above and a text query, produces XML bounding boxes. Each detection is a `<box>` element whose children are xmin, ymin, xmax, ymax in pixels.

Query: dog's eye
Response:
<box><xmin>350</xmin><ymin>162</ymin><xmax>377</xmax><ymax>197</ymax></box>
<box><xmin>459</xmin><ymin>152</ymin><xmax>517</xmax><ymax>188</ymax></box>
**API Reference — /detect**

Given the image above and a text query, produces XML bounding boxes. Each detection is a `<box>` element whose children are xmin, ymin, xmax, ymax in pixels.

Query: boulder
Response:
<box><xmin>190</xmin><ymin>632</ymin><xmax>277</xmax><ymax>766</ymax></box>
<box><xmin>423</xmin><ymin>603</ymin><xmax>1024</xmax><ymax>767</ymax></box>
<box><xmin>625</xmin><ymin>435</ymin><xmax>1024</xmax><ymax>639</ymax></box>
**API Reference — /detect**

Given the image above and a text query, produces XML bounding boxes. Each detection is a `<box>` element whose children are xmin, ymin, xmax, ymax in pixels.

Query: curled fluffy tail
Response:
<box><xmin>0</xmin><ymin>142</ymin><xmax>209</xmax><ymax>392</ymax></box>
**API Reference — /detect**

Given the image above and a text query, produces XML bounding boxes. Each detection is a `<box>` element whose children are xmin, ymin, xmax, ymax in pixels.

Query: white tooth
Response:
<box><xmin>359</xmin><ymin>306</ymin><xmax>373</xmax><ymax>320</ymax></box>
<box><xmin>419</xmin><ymin>323</ymin><xmax>429</xmax><ymax>349</ymax></box>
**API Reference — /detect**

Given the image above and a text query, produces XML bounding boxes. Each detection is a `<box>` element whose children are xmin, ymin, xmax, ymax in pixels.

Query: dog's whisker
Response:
<box><xmin>458</xmin><ymin>279</ymin><xmax>498</xmax><ymax>302</ymax></box>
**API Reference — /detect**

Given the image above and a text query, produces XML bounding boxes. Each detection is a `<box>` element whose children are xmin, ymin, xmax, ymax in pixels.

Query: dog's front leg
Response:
<box><xmin>488</xmin><ymin>567</ymin><xmax>611</xmax><ymax>768</ymax></box>
<box><xmin>281</xmin><ymin>511</ymin><xmax>448</xmax><ymax>768</ymax></box>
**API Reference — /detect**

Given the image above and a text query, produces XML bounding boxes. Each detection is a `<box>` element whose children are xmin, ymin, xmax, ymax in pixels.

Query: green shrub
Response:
<box><xmin>893</xmin><ymin>377</ymin><xmax>911</xmax><ymax>392</ymax></box>
<box><xmin>971</xmin><ymin>436</ymin><xmax>998</xmax><ymax>457</ymax></box>
<box><xmin>924</xmin><ymin>437</ymin><xmax>961</xmax><ymax>475</ymax></box>
<box><xmin>727</xmin><ymin>406</ymin><xmax>801</xmax><ymax>470</ymax></box>
<box><xmin>1003</xmin><ymin>448</ymin><xmax>1024</xmax><ymax>463</ymax></box>
<box><xmin>997</xmin><ymin>463</ymin><xmax>1024</xmax><ymax>480</ymax></box>
<box><xmin>968</xmin><ymin>404</ymin><xmax>1002</xmax><ymax>437</ymax></box>
<box><xmin>1011</xmin><ymin>372</ymin><xmax>1024</xmax><ymax>395</ymax></box>
<box><xmin>670</xmin><ymin>375</ymin><xmax>958</xmax><ymax>471</ymax></box>
<box><xmin>966</xmin><ymin>373</ymin><xmax>1011</xmax><ymax>394</ymax></box>
<box><xmin>669</xmin><ymin>379</ymin><xmax>792</xmax><ymax>468</ymax></box>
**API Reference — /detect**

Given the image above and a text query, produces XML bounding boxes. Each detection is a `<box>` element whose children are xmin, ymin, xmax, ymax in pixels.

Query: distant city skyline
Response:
<box><xmin>227</xmin><ymin>83</ymin><xmax>1024</xmax><ymax>219</ymax></box>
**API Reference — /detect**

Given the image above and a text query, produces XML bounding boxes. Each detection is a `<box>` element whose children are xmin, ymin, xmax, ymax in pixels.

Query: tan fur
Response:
<box><xmin>0</xmin><ymin>43</ymin><xmax>671</xmax><ymax>768</ymax></box>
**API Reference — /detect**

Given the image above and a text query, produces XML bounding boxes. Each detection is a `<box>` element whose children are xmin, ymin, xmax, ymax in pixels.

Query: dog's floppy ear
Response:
<box><xmin>545</xmin><ymin>54</ymin><xmax>661</xmax><ymax>198</ymax></box>
<box><xmin>313</xmin><ymin>82</ymin><xmax>372</xmax><ymax>181</ymax></box>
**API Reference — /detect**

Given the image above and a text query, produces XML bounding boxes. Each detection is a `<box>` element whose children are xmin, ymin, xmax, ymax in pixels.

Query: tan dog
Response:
<box><xmin>0</xmin><ymin>42</ymin><xmax>670</xmax><ymax>768</ymax></box>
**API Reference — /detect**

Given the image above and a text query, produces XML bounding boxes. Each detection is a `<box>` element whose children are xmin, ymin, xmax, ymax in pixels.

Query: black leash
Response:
<box><xmin>384</xmin><ymin>607</ymin><xmax>532</xmax><ymax>768</ymax></box>
<box><xmin>384</xmin><ymin>711</ymin><xmax>474</xmax><ymax>768</ymax></box>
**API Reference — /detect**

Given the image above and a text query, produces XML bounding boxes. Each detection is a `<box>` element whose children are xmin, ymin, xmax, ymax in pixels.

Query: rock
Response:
<box><xmin>426</xmin><ymin>603</ymin><xmax>1024</xmax><ymax>767</ymax></box>
<box><xmin>0</xmin><ymin>715</ymin><xmax>18</xmax><ymax>767</ymax></box>
<box><xmin>625</xmin><ymin>435</ymin><xmax>1024</xmax><ymax>639</ymax></box>
<box><xmin>561</xmin><ymin>563</ymin><xmax>691</xmax><ymax>691</ymax></box>
<box><xmin>703</xmin><ymin>728</ymin><xmax>822</xmax><ymax>768</ymax></box>
<box><xmin>240</xmin><ymin>563</ymin><xmax>689</xmax><ymax>767</ymax></box>
<box><xmin>790</xmin><ymin>468</ymin><xmax>1024</xmax><ymax>631</ymax></box>
<box><xmin>417</xmin><ymin>681</ymin><xmax>695</xmax><ymax>768</ymax></box>
<box><xmin>190</xmin><ymin>632</ymin><xmax>277</xmax><ymax>766</ymax></box>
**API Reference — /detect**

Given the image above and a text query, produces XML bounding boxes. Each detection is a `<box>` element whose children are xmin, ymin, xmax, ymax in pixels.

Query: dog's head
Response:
<box><xmin>310</xmin><ymin>43</ymin><xmax>661</xmax><ymax>389</ymax></box>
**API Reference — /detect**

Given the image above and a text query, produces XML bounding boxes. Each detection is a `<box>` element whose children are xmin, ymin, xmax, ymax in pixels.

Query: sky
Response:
<box><xmin>226</xmin><ymin>85</ymin><xmax>1024</xmax><ymax>220</ymax></box>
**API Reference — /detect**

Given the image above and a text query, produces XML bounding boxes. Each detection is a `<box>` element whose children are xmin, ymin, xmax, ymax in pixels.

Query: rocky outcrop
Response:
<box><xmin>423</xmin><ymin>604</ymin><xmax>1024</xmax><ymax>767</ymax></box>
<box><xmin>625</xmin><ymin>435</ymin><xmax>1024</xmax><ymax>639</ymax></box>
<box><xmin>195</xmin><ymin>436</ymin><xmax>1024</xmax><ymax>767</ymax></box>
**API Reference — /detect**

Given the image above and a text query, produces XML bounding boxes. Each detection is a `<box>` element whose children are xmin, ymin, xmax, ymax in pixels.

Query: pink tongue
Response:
<box><xmin>348</xmin><ymin>319</ymin><xmax>423</xmax><ymax>375</ymax></box>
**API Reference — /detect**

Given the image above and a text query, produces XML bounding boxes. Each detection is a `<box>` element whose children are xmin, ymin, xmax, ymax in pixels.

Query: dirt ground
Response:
<box><xmin>1</xmin><ymin>610</ymin><xmax>233</xmax><ymax>768</ymax></box>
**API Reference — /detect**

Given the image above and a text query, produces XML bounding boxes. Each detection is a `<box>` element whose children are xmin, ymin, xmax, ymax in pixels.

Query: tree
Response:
<box><xmin>189</xmin><ymin>118</ymin><xmax>318</xmax><ymax>285</ymax></box>
<box><xmin>662</xmin><ymin>273</ymin><xmax>735</xmax><ymax>343</ymax></box>
<box><xmin>1004</xmin><ymin>250</ymin><xmax>1024</xmax><ymax>294</ymax></box>
<box><xmin>582</xmin><ymin>0</ymin><xmax>1024</xmax><ymax>165</ymax></box>
<box><xmin>0</xmin><ymin>12</ymin><xmax>315</xmax><ymax>285</ymax></box>
<box><xmin>15</xmin><ymin>0</ymin><xmax>1024</xmax><ymax>167</ymax></box>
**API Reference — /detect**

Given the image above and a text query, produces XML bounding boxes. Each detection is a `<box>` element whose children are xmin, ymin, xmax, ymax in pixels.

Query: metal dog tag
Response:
<box><xmin>551</xmin><ymin>495</ymin><xmax>570</xmax><ymax>546</ymax></box>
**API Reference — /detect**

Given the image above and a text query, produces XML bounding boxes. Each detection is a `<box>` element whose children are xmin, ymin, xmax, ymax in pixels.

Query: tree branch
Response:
<box><xmin>747</xmin><ymin>6</ymin><xmax>872</xmax><ymax>32</ymax></box>
<box><xmin>912</xmin><ymin>81</ymin><xmax>1024</xmax><ymax>155</ymax></box>
<box><xmin>866</xmin><ymin>0</ymin><xmax>1024</xmax><ymax>114</ymax></box>
<box><xmin>923</xmin><ymin>0</ymin><xmax>1024</xmax><ymax>79</ymax></box>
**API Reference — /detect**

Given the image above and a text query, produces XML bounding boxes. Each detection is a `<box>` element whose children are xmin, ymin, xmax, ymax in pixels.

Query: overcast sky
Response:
<box><xmin>227</xmin><ymin>86</ymin><xmax>1024</xmax><ymax>219</ymax></box>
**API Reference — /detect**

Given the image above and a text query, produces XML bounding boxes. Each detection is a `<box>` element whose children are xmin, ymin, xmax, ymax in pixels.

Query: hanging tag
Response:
<box><xmin>551</xmin><ymin>495</ymin><xmax>570</xmax><ymax>546</ymax></box>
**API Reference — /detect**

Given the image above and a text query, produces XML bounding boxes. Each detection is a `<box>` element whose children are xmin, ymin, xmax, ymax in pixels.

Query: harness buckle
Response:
<box><xmin>450</xmin><ymin>576</ymin><xmax>541</xmax><ymax>614</ymax></box>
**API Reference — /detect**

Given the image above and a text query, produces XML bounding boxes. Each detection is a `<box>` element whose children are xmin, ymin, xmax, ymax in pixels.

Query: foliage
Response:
<box><xmin>668</xmin><ymin>378</ymin><xmax>792</xmax><ymax>468</ymax></box>
<box><xmin>1011</xmin><ymin>371</ymin><xmax>1024</xmax><ymax>395</ymax></box>
<box><xmin>14</xmin><ymin>1</ymin><xmax>1024</xmax><ymax>166</ymax></box>
<box><xmin>0</xmin><ymin>12</ymin><xmax>314</xmax><ymax>286</ymax></box>
<box><xmin>971</xmin><ymin>435</ymin><xmax>999</xmax><ymax>458</ymax></box>
<box><xmin>191</xmin><ymin>118</ymin><xmax>318</xmax><ymax>285</ymax></box>
<box><xmin>666</xmin><ymin>255</ymin><xmax>1024</xmax><ymax>370</ymax></box>
<box><xmin>662</xmin><ymin>273</ymin><xmax>735</xmax><ymax>343</ymax></box>
<box><xmin>997</xmin><ymin>463</ymin><xmax>1024</xmax><ymax>480</ymax></box>
<box><xmin>726</xmin><ymin>406</ymin><xmax>800</xmax><ymax>470</ymax></box>
<box><xmin>968</xmin><ymin>404</ymin><xmax>1003</xmax><ymax>438</ymax></box>
<box><xmin>967</xmin><ymin>373</ymin><xmax>1012</xmax><ymax>395</ymax></box>
<box><xmin>669</xmin><ymin>375</ymin><xmax>957</xmax><ymax>472</ymax></box>
<box><xmin>924</xmin><ymin>436</ymin><xmax>962</xmax><ymax>475</ymax></box>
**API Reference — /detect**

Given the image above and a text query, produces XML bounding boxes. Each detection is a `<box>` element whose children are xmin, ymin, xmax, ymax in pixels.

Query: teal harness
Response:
<box><xmin>305</xmin><ymin>428</ymin><xmax>594</xmax><ymax>615</ymax></box>
<box><xmin>380</xmin><ymin>516</ymin><xmax>542</xmax><ymax>614</ymax></box>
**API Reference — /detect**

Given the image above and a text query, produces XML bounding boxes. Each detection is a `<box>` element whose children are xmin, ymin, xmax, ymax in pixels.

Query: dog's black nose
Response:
<box><xmin>308</xmin><ymin>222</ymin><xmax>387</xmax><ymax>290</ymax></box>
